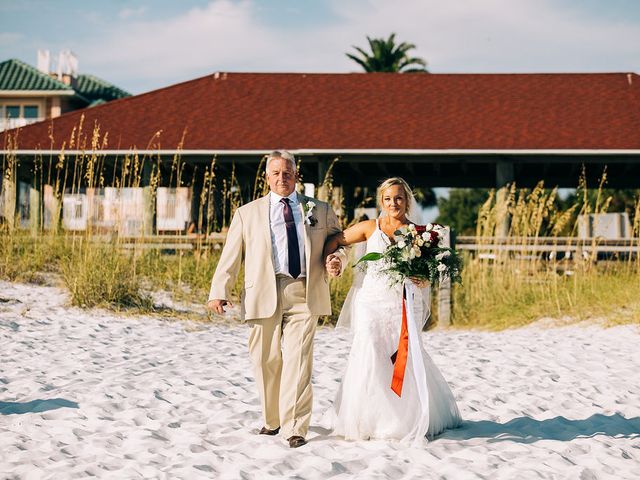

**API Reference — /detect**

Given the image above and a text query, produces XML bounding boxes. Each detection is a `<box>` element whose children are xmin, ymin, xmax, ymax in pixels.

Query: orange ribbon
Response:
<box><xmin>391</xmin><ymin>286</ymin><xmax>409</xmax><ymax>397</ymax></box>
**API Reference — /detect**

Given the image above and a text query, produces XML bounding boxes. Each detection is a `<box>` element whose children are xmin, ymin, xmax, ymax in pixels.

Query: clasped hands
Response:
<box><xmin>325</xmin><ymin>253</ymin><xmax>342</xmax><ymax>277</ymax></box>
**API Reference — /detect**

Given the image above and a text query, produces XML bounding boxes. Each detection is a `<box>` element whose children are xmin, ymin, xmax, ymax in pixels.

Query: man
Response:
<box><xmin>207</xmin><ymin>150</ymin><xmax>345</xmax><ymax>448</ymax></box>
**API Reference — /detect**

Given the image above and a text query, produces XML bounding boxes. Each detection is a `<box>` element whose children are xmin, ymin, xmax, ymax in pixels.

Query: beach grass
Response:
<box><xmin>61</xmin><ymin>241</ymin><xmax>154</xmax><ymax>310</ymax></box>
<box><xmin>452</xmin><ymin>257</ymin><xmax>640</xmax><ymax>329</ymax></box>
<box><xmin>450</xmin><ymin>178</ymin><xmax>640</xmax><ymax>329</ymax></box>
<box><xmin>2</xmin><ymin>123</ymin><xmax>640</xmax><ymax>327</ymax></box>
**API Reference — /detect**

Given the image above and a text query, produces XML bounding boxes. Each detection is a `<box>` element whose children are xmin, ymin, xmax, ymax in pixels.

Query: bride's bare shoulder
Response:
<box><xmin>355</xmin><ymin>219</ymin><xmax>377</xmax><ymax>239</ymax></box>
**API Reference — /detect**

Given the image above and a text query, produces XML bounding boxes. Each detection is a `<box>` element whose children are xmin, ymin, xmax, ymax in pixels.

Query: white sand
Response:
<box><xmin>1</xmin><ymin>280</ymin><xmax>639</xmax><ymax>479</ymax></box>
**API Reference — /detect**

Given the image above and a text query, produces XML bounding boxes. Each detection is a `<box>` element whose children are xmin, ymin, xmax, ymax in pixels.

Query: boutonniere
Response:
<box><xmin>302</xmin><ymin>200</ymin><xmax>317</xmax><ymax>226</ymax></box>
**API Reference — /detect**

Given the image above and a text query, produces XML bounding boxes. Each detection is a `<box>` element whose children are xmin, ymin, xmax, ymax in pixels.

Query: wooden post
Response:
<box><xmin>142</xmin><ymin>186</ymin><xmax>154</xmax><ymax>237</ymax></box>
<box><xmin>29</xmin><ymin>186</ymin><xmax>41</xmax><ymax>235</ymax></box>
<box><xmin>317</xmin><ymin>157</ymin><xmax>329</xmax><ymax>201</ymax></box>
<box><xmin>496</xmin><ymin>159</ymin><xmax>514</xmax><ymax>187</ymax></box>
<box><xmin>342</xmin><ymin>182</ymin><xmax>355</xmax><ymax>223</ymax></box>
<box><xmin>496</xmin><ymin>159</ymin><xmax>514</xmax><ymax>238</ymax></box>
<box><xmin>191</xmin><ymin>169</ymin><xmax>203</xmax><ymax>233</ymax></box>
<box><xmin>2</xmin><ymin>177</ymin><xmax>16</xmax><ymax>230</ymax></box>
<box><xmin>43</xmin><ymin>184</ymin><xmax>61</xmax><ymax>232</ymax></box>
<box><xmin>141</xmin><ymin>160</ymin><xmax>154</xmax><ymax>236</ymax></box>
<box><xmin>437</xmin><ymin>226</ymin><xmax>453</xmax><ymax>327</ymax></box>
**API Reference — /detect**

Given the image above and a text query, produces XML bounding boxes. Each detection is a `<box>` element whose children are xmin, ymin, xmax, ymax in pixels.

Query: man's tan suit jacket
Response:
<box><xmin>208</xmin><ymin>193</ymin><xmax>345</xmax><ymax>321</ymax></box>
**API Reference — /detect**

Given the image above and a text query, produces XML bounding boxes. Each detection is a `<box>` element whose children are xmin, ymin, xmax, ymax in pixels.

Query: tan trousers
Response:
<box><xmin>248</xmin><ymin>275</ymin><xmax>318</xmax><ymax>439</ymax></box>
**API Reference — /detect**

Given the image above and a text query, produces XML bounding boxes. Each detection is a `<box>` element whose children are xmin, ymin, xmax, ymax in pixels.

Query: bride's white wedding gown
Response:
<box><xmin>325</xmin><ymin>220</ymin><xmax>462</xmax><ymax>445</ymax></box>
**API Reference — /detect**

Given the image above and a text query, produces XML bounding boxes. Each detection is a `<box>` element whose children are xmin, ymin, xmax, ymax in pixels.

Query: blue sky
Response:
<box><xmin>1</xmin><ymin>0</ymin><xmax>637</xmax><ymax>219</ymax></box>
<box><xmin>1</xmin><ymin>0</ymin><xmax>640</xmax><ymax>95</ymax></box>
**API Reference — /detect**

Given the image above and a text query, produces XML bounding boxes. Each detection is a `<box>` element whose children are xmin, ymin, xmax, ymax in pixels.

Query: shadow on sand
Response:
<box><xmin>439</xmin><ymin>413</ymin><xmax>640</xmax><ymax>443</ymax></box>
<box><xmin>0</xmin><ymin>398</ymin><xmax>79</xmax><ymax>415</ymax></box>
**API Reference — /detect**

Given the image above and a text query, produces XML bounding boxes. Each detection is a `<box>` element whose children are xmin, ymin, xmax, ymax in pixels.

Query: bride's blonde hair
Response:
<box><xmin>377</xmin><ymin>177</ymin><xmax>415</xmax><ymax>215</ymax></box>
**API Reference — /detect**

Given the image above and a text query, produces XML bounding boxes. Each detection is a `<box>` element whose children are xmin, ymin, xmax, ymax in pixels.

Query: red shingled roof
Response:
<box><xmin>6</xmin><ymin>72</ymin><xmax>640</xmax><ymax>151</ymax></box>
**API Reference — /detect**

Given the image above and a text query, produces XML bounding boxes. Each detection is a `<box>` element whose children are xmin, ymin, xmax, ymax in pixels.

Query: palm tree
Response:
<box><xmin>346</xmin><ymin>33</ymin><xmax>428</xmax><ymax>73</ymax></box>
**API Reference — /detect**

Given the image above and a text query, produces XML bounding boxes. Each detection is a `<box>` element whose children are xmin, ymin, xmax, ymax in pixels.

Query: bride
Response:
<box><xmin>323</xmin><ymin>177</ymin><xmax>461</xmax><ymax>445</ymax></box>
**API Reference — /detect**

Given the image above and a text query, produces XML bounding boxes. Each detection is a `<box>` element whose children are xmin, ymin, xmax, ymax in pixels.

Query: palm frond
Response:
<box><xmin>346</xmin><ymin>32</ymin><xmax>428</xmax><ymax>73</ymax></box>
<box><xmin>345</xmin><ymin>52</ymin><xmax>373</xmax><ymax>72</ymax></box>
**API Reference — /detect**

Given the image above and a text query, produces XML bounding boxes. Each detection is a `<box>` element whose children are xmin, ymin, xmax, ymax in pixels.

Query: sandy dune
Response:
<box><xmin>1</xmin><ymin>280</ymin><xmax>639</xmax><ymax>479</ymax></box>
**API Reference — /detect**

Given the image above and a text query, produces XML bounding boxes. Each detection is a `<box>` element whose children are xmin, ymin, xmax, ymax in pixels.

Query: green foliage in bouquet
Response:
<box><xmin>356</xmin><ymin>223</ymin><xmax>463</xmax><ymax>285</ymax></box>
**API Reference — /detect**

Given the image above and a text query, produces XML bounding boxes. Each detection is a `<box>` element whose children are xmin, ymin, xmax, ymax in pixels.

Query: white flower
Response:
<box><xmin>421</xmin><ymin>232</ymin><xmax>430</xmax><ymax>241</ymax></box>
<box><xmin>413</xmin><ymin>246</ymin><xmax>422</xmax><ymax>257</ymax></box>
<box><xmin>304</xmin><ymin>201</ymin><xmax>316</xmax><ymax>225</ymax></box>
<box><xmin>401</xmin><ymin>250</ymin><xmax>411</xmax><ymax>262</ymax></box>
<box><xmin>425</xmin><ymin>223</ymin><xmax>433</xmax><ymax>231</ymax></box>
<box><xmin>408</xmin><ymin>223</ymin><xmax>417</xmax><ymax>232</ymax></box>
<box><xmin>408</xmin><ymin>248</ymin><xmax>416</xmax><ymax>260</ymax></box>
<box><xmin>435</xmin><ymin>250</ymin><xmax>451</xmax><ymax>261</ymax></box>
<box><xmin>398</xmin><ymin>226</ymin><xmax>409</xmax><ymax>235</ymax></box>
<box><xmin>416</xmin><ymin>238</ymin><xmax>424</xmax><ymax>247</ymax></box>
<box><xmin>398</xmin><ymin>240</ymin><xmax>406</xmax><ymax>249</ymax></box>
<box><xmin>437</xmin><ymin>263</ymin><xmax>447</xmax><ymax>272</ymax></box>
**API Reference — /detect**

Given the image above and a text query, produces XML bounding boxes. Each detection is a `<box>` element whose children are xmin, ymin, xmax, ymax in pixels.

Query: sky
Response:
<box><xmin>1</xmin><ymin>0</ymin><xmax>638</xmax><ymax>220</ymax></box>
<box><xmin>1</xmin><ymin>0</ymin><xmax>640</xmax><ymax>95</ymax></box>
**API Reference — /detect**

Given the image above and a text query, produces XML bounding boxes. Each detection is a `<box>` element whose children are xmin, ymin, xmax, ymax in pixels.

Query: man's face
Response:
<box><xmin>266</xmin><ymin>157</ymin><xmax>297</xmax><ymax>197</ymax></box>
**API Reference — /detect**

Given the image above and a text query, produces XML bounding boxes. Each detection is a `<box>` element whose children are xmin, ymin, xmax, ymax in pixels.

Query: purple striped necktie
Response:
<box><xmin>280</xmin><ymin>198</ymin><xmax>301</xmax><ymax>278</ymax></box>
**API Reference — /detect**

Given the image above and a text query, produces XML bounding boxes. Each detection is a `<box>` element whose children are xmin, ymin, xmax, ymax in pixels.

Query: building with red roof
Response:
<box><xmin>4</xmin><ymin>71</ymin><xmax>640</xmax><ymax>185</ymax></box>
<box><xmin>2</xmin><ymin>72</ymin><xmax>639</xmax><ymax>229</ymax></box>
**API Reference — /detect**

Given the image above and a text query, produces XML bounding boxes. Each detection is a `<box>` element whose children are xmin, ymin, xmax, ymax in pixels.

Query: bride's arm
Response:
<box><xmin>323</xmin><ymin>219</ymin><xmax>376</xmax><ymax>259</ymax></box>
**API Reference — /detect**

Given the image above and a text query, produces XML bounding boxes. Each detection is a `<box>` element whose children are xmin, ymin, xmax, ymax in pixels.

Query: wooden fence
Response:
<box><xmin>455</xmin><ymin>236</ymin><xmax>640</xmax><ymax>259</ymax></box>
<box><xmin>96</xmin><ymin>232</ymin><xmax>639</xmax><ymax>327</ymax></box>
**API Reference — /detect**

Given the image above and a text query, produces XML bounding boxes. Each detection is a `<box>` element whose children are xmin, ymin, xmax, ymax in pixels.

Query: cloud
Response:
<box><xmin>79</xmin><ymin>0</ymin><xmax>640</xmax><ymax>93</ymax></box>
<box><xmin>82</xmin><ymin>0</ymin><xmax>278</xmax><ymax>90</ymax></box>
<box><xmin>330</xmin><ymin>0</ymin><xmax>640</xmax><ymax>73</ymax></box>
<box><xmin>118</xmin><ymin>6</ymin><xmax>148</xmax><ymax>19</ymax></box>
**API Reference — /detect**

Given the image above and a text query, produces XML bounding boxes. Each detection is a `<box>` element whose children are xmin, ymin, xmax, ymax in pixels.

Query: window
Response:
<box><xmin>0</xmin><ymin>102</ymin><xmax>44</xmax><ymax>131</ymax></box>
<box><xmin>23</xmin><ymin>105</ymin><xmax>39</xmax><ymax>119</ymax></box>
<box><xmin>5</xmin><ymin>105</ymin><xmax>20</xmax><ymax>118</ymax></box>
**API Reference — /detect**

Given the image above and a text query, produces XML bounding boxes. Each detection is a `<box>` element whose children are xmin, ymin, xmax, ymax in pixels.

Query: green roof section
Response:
<box><xmin>76</xmin><ymin>74</ymin><xmax>131</xmax><ymax>103</ymax></box>
<box><xmin>0</xmin><ymin>58</ymin><xmax>72</xmax><ymax>91</ymax></box>
<box><xmin>88</xmin><ymin>98</ymin><xmax>107</xmax><ymax>107</ymax></box>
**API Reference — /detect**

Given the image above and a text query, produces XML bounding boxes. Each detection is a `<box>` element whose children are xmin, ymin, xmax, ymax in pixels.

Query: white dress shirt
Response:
<box><xmin>269</xmin><ymin>191</ymin><xmax>307</xmax><ymax>278</ymax></box>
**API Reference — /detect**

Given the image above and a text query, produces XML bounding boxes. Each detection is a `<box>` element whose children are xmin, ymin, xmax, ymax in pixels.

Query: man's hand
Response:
<box><xmin>325</xmin><ymin>254</ymin><xmax>342</xmax><ymax>277</ymax></box>
<box><xmin>207</xmin><ymin>299</ymin><xmax>233</xmax><ymax>315</ymax></box>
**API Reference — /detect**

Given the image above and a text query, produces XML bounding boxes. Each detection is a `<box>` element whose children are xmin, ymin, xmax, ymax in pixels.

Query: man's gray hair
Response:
<box><xmin>266</xmin><ymin>150</ymin><xmax>297</xmax><ymax>171</ymax></box>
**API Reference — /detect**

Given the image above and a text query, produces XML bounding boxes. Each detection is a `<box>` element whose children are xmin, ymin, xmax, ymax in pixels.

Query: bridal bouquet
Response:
<box><xmin>357</xmin><ymin>223</ymin><xmax>462</xmax><ymax>285</ymax></box>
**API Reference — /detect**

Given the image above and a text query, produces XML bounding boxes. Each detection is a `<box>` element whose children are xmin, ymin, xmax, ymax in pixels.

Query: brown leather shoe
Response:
<box><xmin>259</xmin><ymin>426</ymin><xmax>280</xmax><ymax>435</ymax></box>
<box><xmin>288</xmin><ymin>436</ymin><xmax>307</xmax><ymax>448</ymax></box>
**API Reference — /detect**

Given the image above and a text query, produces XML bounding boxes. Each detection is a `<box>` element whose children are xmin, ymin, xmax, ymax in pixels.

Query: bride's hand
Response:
<box><xmin>325</xmin><ymin>254</ymin><xmax>342</xmax><ymax>277</ymax></box>
<box><xmin>409</xmin><ymin>276</ymin><xmax>430</xmax><ymax>288</ymax></box>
